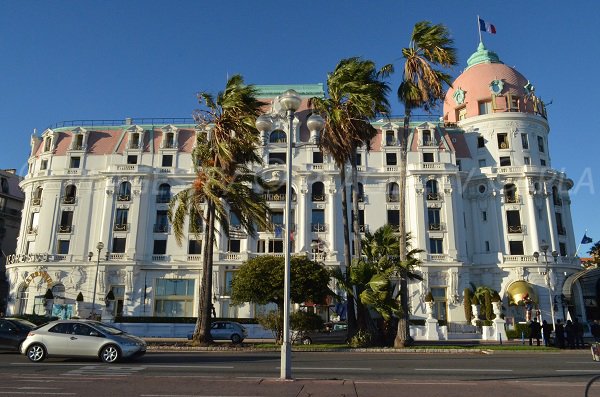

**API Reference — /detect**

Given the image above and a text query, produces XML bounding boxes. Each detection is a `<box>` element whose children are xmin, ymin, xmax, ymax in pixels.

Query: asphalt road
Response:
<box><xmin>1</xmin><ymin>349</ymin><xmax>599</xmax><ymax>396</ymax></box>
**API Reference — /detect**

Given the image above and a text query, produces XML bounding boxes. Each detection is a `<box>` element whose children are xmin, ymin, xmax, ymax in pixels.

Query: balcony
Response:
<box><xmin>31</xmin><ymin>198</ymin><xmax>41</xmax><ymax>206</ymax></box>
<box><xmin>428</xmin><ymin>254</ymin><xmax>447</xmax><ymax>262</ymax></box>
<box><xmin>71</xmin><ymin>144</ymin><xmax>84</xmax><ymax>151</ymax></box>
<box><xmin>389</xmin><ymin>224</ymin><xmax>400</xmax><ymax>232</ymax></box>
<box><xmin>152</xmin><ymin>255</ymin><xmax>169</xmax><ymax>262</ymax></box>
<box><xmin>61</xmin><ymin>196</ymin><xmax>76</xmax><ymax>205</ymax></box>
<box><xmin>502</xmin><ymin>195</ymin><xmax>521</xmax><ymax>204</ymax></box>
<box><xmin>117</xmin><ymin>194</ymin><xmax>131</xmax><ymax>202</ymax></box>
<box><xmin>421</xmin><ymin>140</ymin><xmax>437</xmax><ymax>147</ymax></box>
<box><xmin>113</xmin><ymin>223</ymin><xmax>129</xmax><ymax>232</ymax></box>
<box><xmin>153</xmin><ymin>224</ymin><xmax>169</xmax><ymax>233</ymax></box>
<box><xmin>311</xmin><ymin>223</ymin><xmax>327</xmax><ymax>233</ymax></box>
<box><xmin>310</xmin><ymin>252</ymin><xmax>327</xmax><ymax>262</ymax></box>
<box><xmin>386</xmin><ymin>194</ymin><xmax>399</xmax><ymax>203</ymax></box>
<box><xmin>263</xmin><ymin>193</ymin><xmax>297</xmax><ymax>202</ymax></box>
<box><xmin>311</xmin><ymin>194</ymin><xmax>325</xmax><ymax>202</ymax></box>
<box><xmin>27</xmin><ymin>226</ymin><xmax>38</xmax><ymax>235</ymax></box>
<box><xmin>187</xmin><ymin>254</ymin><xmax>203</xmax><ymax>262</ymax></box>
<box><xmin>358</xmin><ymin>224</ymin><xmax>369</xmax><ymax>233</ymax></box>
<box><xmin>57</xmin><ymin>225</ymin><xmax>72</xmax><ymax>233</ymax></box>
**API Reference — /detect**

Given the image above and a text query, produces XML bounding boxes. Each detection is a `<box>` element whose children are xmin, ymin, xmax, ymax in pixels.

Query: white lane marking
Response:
<box><xmin>415</xmin><ymin>368</ymin><xmax>513</xmax><ymax>372</ymax></box>
<box><xmin>556</xmin><ymin>369</ymin><xmax>600</xmax><ymax>372</ymax></box>
<box><xmin>147</xmin><ymin>365</ymin><xmax>234</xmax><ymax>369</ymax></box>
<box><xmin>141</xmin><ymin>395</ymin><xmax>264</xmax><ymax>397</ymax></box>
<box><xmin>283</xmin><ymin>366</ymin><xmax>371</xmax><ymax>371</ymax></box>
<box><xmin>66</xmin><ymin>365</ymin><xmax>144</xmax><ymax>376</ymax></box>
<box><xmin>356</xmin><ymin>381</ymin><xmax>479</xmax><ymax>385</ymax></box>
<box><xmin>0</xmin><ymin>393</ymin><xmax>75</xmax><ymax>396</ymax></box>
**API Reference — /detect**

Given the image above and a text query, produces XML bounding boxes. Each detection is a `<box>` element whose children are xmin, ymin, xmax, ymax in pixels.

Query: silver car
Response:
<box><xmin>21</xmin><ymin>320</ymin><xmax>146</xmax><ymax>363</ymax></box>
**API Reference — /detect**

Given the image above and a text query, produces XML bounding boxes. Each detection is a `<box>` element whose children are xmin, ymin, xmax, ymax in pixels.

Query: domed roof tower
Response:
<box><xmin>443</xmin><ymin>42</ymin><xmax>546</xmax><ymax>123</ymax></box>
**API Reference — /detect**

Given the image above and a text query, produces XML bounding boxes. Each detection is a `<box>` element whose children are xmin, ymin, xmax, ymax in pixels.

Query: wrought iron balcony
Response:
<box><xmin>311</xmin><ymin>223</ymin><xmax>327</xmax><ymax>233</ymax></box>
<box><xmin>57</xmin><ymin>225</ymin><xmax>72</xmax><ymax>233</ymax></box>
<box><xmin>153</xmin><ymin>224</ymin><xmax>169</xmax><ymax>233</ymax></box>
<box><xmin>386</xmin><ymin>194</ymin><xmax>400</xmax><ymax>203</ymax></box>
<box><xmin>31</xmin><ymin>198</ymin><xmax>41</xmax><ymax>206</ymax></box>
<box><xmin>27</xmin><ymin>226</ymin><xmax>38</xmax><ymax>235</ymax></box>
<box><xmin>428</xmin><ymin>223</ymin><xmax>444</xmax><ymax>231</ymax></box>
<box><xmin>263</xmin><ymin>193</ymin><xmax>297</xmax><ymax>202</ymax></box>
<box><xmin>117</xmin><ymin>194</ymin><xmax>131</xmax><ymax>202</ymax></box>
<box><xmin>507</xmin><ymin>225</ymin><xmax>523</xmax><ymax>233</ymax></box>
<box><xmin>113</xmin><ymin>223</ymin><xmax>129</xmax><ymax>232</ymax></box>
<box><xmin>311</xmin><ymin>194</ymin><xmax>325</xmax><ymax>202</ymax></box>
<box><xmin>61</xmin><ymin>196</ymin><xmax>76</xmax><ymax>205</ymax></box>
<box><xmin>426</xmin><ymin>192</ymin><xmax>441</xmax><ymax>201</ymax></box>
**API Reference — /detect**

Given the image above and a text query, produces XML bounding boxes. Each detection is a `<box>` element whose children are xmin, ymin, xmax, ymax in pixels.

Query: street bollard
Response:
<box><xmin>521</xmin><ymin>331</ymin><xmax>525</xmax><ymax>345</ymax></box>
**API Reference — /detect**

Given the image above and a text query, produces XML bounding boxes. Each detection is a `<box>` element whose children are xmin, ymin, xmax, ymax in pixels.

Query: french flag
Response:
<box><xmin>479</xmin><ymin>17</ymin><xmax>497</xmax><ymax>34</ymax></box>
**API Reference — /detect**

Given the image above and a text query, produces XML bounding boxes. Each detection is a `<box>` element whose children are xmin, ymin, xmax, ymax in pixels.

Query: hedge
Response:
<box><xmin>113</xmin><ymin>316</ymin><xmax>259</xmax><ymax>324</ymax></box>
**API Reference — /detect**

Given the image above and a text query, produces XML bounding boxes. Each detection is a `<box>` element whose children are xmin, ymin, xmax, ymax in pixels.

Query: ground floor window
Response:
<box><xmin>154</xmin><ymin>279</ymin><xmax>195</xmax><ymax>317</ymax></box>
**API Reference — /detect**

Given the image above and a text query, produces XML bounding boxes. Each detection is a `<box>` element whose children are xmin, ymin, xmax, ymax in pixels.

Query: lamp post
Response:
<box><xmin>256</xmin><ymin>90</ymin><xmax>324</xmax><ymax>380</ymax></box>
<box><xmin>534</xmin><ymin>243</ymin><xmax>559</xmax><ymax>331</ymax></box>
<box><xmin>88</xmin><ymin>242</ymin><xmax>104</xmax><ymax>319</ymax></box>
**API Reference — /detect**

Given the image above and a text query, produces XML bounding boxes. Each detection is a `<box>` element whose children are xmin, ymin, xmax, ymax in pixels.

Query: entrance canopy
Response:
<box><xmin>507</xmin><ymin>280</ymin><xmax>538</xmax><ymax>305</ymax></box>
<box><xmin>562</xmin><ymin>267</ymin><xmax>600</xmax><ymax>302</ymax></box>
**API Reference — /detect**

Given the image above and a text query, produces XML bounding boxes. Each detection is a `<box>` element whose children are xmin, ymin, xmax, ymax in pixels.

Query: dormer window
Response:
<box><xmin>422</xmin><ymin>130</ymin><xmax>432</xmax><ymax>146</ymax></box>
<box><xmin>43</xmin><ymin>137</ymin><xmax>52</xmax><ymax>152</ymax></box>
<box><xmin>72</xmin><ymin>134</ymin><xmax>84</xmax><ymax>150</ymax></box>
<box><xmin>385</xmin><ymin>130</ymin><xmax>396</xmax><ymax>145</ymax></box>
<box><xmin>130</xmin><ymin>133</ymin><xmax>141</xmax><ymax>149</ymax></box>
<box><xmin>164</xmin><ymin>132</ymin><xmax>175</xmax><ymax>148</ymax></box>
<box><xmin>269</xmin><ymin>130</ymin><xmax>286</xmax><ymax>144</ymax></box>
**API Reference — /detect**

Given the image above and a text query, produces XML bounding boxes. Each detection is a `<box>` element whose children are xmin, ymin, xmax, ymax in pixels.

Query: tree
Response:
<box><xmin>383</xmin><ymin>21</ymin><xmax>457</xmax><ymax>348</ymax></box>
<box><xmin>310</xmin><ymin>58</ymin><xmax>390</xmax><ymax>336</ymax></box>
<box><xmin>168</xmin><ymin>75</ymin><xmax>271</xmax><ymax>345</ymax></box>
<box><xmin>588</xmin><ymin>241</ymin><xmax>600</xmax><ymax>264</ymax></box>
<box><xmin>230</xmin><ymin>255</ymin><xmax>332</xmax><ymax>342</ymax></box>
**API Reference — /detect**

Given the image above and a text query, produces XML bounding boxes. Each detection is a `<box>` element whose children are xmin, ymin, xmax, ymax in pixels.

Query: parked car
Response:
<box><xmin>299</xmin><ymin>322</ymin><xmax>348</xmax><ymax>345</ymax></box>
<box><xmin>21</xmin><ymin>320</ymin><xmax>146</xmax><ymax>363</ymax></box>
<box><xmin>0</xmin><ymin>318</ymin><xmax>37</xmax><ymax>352</ymax></box>
<box><xmin>187</xmin><ymin>321</ymin><xmax>247</xmax><ymax>343</ymax></box>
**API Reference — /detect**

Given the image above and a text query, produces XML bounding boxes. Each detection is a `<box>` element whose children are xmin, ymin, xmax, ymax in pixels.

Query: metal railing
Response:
<box><xmin>57</xmin><ymin>225</ymin><xmax>73</xmax><ymax>233</ymax></box>
<box><xmin>61</xmin><ymin>196</ymin><xmax>76</xmax><ymax>205</ymax></box>
<box><xmin>113</xmin><ymin>223</ymin><xmax>129</xmax><ymax>232</ymax></box>
<box><xmin>153</xmin><ymin>224</ymin><xmax>169</xmax><ymax>233</ymax></box>
<box><xmin>117</xmin><ymin>194</ymin><xmax>131</xmax><ymax>202</ymax></box>
<box><xmin>386</xmin><ymin>194</ymin><xmax>400</xmax><ymax>202</ymax></box>
<box><xmin>507</xmin><ymin>225</ymin><xmax>524</xmax><ymax>233</ymax></box>
<box><xmin>311</xmin><ymin>223</ymin><xmax>327</xmax><ymax>233</ymax></box>
<box><xmin>47</xmin><ymin>117</ymin><xmax>195</xmax><ymax>129</ymax></box>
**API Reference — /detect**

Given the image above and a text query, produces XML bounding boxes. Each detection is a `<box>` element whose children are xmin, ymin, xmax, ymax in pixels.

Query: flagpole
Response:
<box><xmin>574</xmin><ymin>229</ymin><xmax>588</xmax><ymax>258</ymax></box>
<box><xmin>477</xmin><ymin>15</ymin><xmax>483</xmax><ymax>44</ymax></box>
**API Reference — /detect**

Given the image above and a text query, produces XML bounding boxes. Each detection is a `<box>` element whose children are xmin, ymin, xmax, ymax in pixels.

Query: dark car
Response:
<box><xmin>0</xmin><ymin>318</ymin><xmax>37</xmax><ymax>352</ymax></box>
<box><xmin>299</xmin><ymin>322</ymin><xmax>348</xmax><ymax>345</ymax></box>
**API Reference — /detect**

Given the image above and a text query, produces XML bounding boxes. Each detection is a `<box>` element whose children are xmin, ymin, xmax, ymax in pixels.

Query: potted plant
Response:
<box><xmin>491</xmin><ymin>292</ymin><xmax>502</xmax><ymax>318</ymax></box>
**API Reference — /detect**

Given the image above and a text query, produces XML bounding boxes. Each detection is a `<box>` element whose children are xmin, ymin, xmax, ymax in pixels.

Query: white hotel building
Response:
<box><xmin>6</xmin><ymin>44</ymin><xmax>587</xmax><ymax>327</ymax></box>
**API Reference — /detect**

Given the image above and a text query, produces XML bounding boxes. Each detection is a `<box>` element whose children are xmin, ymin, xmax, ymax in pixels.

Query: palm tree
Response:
<box><xmin>310</xmin><ymin>57</ymin><xmax>390</xmax><ymax>336</ymax></box>
<box><xmin>384</xmin><ymin>21</ymin><xmax>457</xmax><ymax>348</ymax></box>
<box><xmin>168</xmin><ymin>75</ymin><xmax>271</xmax><ymax>345</ymax></box>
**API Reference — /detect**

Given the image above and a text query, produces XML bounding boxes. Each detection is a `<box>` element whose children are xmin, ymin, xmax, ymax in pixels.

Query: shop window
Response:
<box><xmin>154</xmin><ymin>279</ymin><xmax>195</xmax><ymax>317</ymax></box>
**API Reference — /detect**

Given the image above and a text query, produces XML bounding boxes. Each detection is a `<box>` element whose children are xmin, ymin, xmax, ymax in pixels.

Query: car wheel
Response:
<box><xmin>26</xmin><ymin>344</ymin><xmax>46</xmax><ymax>362</ymax></box>
<box><xmin>301</xmin><ymin>337</ymin><xmax>312</xmax><ymax>345</ymax></box>
<box><xmin>231</xmin><ymin>334</ymin><xmax>242</xmax><ymax>344</ymax></box>
<box><xmin>100</xmin><ymin>344</ymin><xmax>121</xmax><ymax>363</ymax></box>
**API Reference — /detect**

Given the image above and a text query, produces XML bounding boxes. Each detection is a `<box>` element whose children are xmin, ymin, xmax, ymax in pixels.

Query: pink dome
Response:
<box><xmin>443</xmin><ymin>43</ymin><xmax>537</xmax><ymax>123</ymax></box>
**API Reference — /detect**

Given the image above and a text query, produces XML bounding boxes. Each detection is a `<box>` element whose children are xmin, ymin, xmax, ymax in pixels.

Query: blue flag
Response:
<box><xmin>581</xmin><ymin>234</ymin><xmax>593</xmax><ymax>244</ymax></box>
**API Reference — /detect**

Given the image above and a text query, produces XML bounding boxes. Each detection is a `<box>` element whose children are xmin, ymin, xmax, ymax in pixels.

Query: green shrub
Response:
<box><xmin>290</xmin><ymin>311</ymin><xmax>324</xmax><ymax>332</ymax></box>
<box><xmin>484</xmin><ymin>291</ymin><xmax>492</xmax><ymax>320</ymax></box>
<box><xmin>463</xmin><ymin>288</ymin><xmax>472</xmax><ymax>321</ymax></box>
<box><xmin>471</xmin><ymin>295</ymin><xmax>480</xmax><ymax>305</ymax></box>
<box><xmin>349</xmin><ymin>329</ymin><xmax>374</xmax><ymax>348</ymax></box>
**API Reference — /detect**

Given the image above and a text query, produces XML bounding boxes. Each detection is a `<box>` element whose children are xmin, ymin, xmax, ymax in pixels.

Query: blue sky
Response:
<box><xmin>1</xmin><ymin>1</ymin><xmax>598</xmax><ymax>253</ymax></box>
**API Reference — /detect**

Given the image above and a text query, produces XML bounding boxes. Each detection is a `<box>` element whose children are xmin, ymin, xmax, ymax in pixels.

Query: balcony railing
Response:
<box><xmin>557</xmin><ymin>226</ymin><xmax>566</xmax><ymax>235</ymax></box>
<box><xmin>113</xmin><ymin>223</ymin><xmax>129</xmax><ymax>232</ymax></box>
<box><xmin>311</xmin><ymin>223</ymin><xmax>327</xmax><ymax>233</ymax></box>
<box><xmin>154</xmin><ymin>224</ymin><xmax>169</xmax><ymax>233</ymax></box>
<box><xmin>156</xmin><ymin>195</ymin><xmax>171</xmax><ymax>203</ymax></box>
<box><xmin>358</xmin><ymin>224</ymin><xmax>369</xmax><ymax>233</ymax></box>
<box><xmin>27</xmin><ymin>226</ymin><xmax>38</xmax><ymax>235</ymax></box>
<box><xmin>310</xmin><ymin>252</ymin><xmax>327</xmax><ymax>262</ymax></box>
<box><xmin>187</xmin><ymin>254</ymin><xmax>202</xmax><ymax>262</ymax></box>
<box><xmin>503</xmin><ymin>195</ymin><xmax>521</xmax><ymax>204</ymax></box>
<box><xmin>428</xmin><ymin>254</ymin><xmax>447</xmax><ymax>261</ymax></box>
<box><xmin>428</xmin><ymin>223</ymin><xmax>444</xmax><ymax>231</ymax></box>
<box><xmin>507</xmin><ymin>225</ymin><xmax>523</xmax><ymax>233</ymax></box>
<box><xmin>57</xmin><ymin>225</ymin><xmax>72</xmax><ymax>233</ymax></box>
<box><xmin>61</xmin><ymin>196</ymin><xmax>76</xmax><ymax>204</ymax></box>
<box><xmin>386</xmin><ymin>194</ymin><xmax>399</xmax><ymax>203</ymax></box>
<box><xmin>263</xmin><ymin>193</ymin><xmax>297</xmax><ymax>202</ymax></box>
<box><xmin>71</xmin><ymin>144</ymin><xmax>84</xmax><ymax>151</ymax></box>
<box><xmin>31</xmin><ymin>198</ymin><xmax>41</xmax><ymax>206</ymax></box>
<box><xmin>311</xmin><ymin>194</ymin><xmax>326</xmax><ymax>202</ymax></box>
<box><xmin>152</xmin><ymin>255</ymin><xmax>169</xmax><ymax>262</ymax></box>
<box><xmin>426</xmin><ymin>192</ymin><xmax>441</xmax><ymax>201</ymax></box>
<box><xmin>389</xmin><ymin>224</ymin><xmax>400</xmax><ymax>232</ymax></box>
<box><xmin>117</xmin><ymin>194</ymin><xmax>131</xmax><ymax>202</ymax></box>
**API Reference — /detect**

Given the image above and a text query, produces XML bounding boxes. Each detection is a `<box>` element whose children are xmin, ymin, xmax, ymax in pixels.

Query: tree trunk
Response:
<box><xmin>193</xmin><ymin>200</ymin><xmax>215</xmax><ymax>346</ymax></box>
<box><xmin>350</xmin><ymin>151</ymin><xmax>368</xmax><ymax>332</ymax></box>
<box><xmin>394</xmin><ymin>114</ymin><xmax>412</xmax><ymax>348</ymax></box>
<box><xmin>339</xmin><ymin>165</ymin><xmax>357</xmax><ymax>336</ymax></box>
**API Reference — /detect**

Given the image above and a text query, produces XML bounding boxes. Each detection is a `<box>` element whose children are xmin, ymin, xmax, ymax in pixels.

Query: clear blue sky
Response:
<box><xmin>1</xmin><ymin>1</ymin><xmax>598</xmax><ymax>253</ymax></box>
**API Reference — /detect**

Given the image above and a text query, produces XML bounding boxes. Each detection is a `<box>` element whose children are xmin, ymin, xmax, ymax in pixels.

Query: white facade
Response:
<box><xmin>6</xmin><ymin>45</ymin><xmax>582</xmax><ymax>327</ymax></box>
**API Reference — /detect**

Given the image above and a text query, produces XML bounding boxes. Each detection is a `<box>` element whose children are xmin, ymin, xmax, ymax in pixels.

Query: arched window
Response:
<box><xmin>387</xmin><ymin>182</ymin><xmax>399</xmax><ymax>202</ymax></box>
<box><xmin>552</xmin><ymin>186</ymin><xmax>562</xmax><ymax>206</ymax></box>
<box><xmin>118</xmin><ymin>182</ymin><xmax>132</xmax><ymax>201</ymax></box>
<box><xmin>63</xmin><ymin>185</ymin><xmax>77</xmax><ymax>204</ymax></box>
<box><xmin>312</xmin><ymin>182</ymin><xmax>325</xmax><ymax>202</ymax></box>
<box><xmin>504</xmin><ymin>184</ymin><xmax>518</xmax><ymax>203</ymax></box>
<box><xmin>426</xmin><ymin>180</ymin><xmax>439</xmax><ymax>200</ymax></box>
<box><xmin>157</xmin><ymin>183</ymin><xmax>171</xmax><ymax>203</ymax></box>
<box><xmin>269</xmin><ymin>130</ymin><xmax>287</xmax><ymax>143</ymax></box>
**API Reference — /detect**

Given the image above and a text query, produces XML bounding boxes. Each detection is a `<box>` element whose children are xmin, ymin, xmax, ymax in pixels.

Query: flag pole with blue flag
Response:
<box><xmin>575</xmin><ymin>230</ymin><xmax>593</xmax><ymax>257</ymax></box>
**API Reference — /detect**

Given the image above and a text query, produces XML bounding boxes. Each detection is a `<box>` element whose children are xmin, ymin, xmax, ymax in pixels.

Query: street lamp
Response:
<box><xmin>533</xmin><ymin>243</ymin><xmax>559</xmax><ymax>331</ymax></box>
<box><xmin>88</xmin><ymin>242</ymin><xmax>105</xmax><ymax>319</ymax></box>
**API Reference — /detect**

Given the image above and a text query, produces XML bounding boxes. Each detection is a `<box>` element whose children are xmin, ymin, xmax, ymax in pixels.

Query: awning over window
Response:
<box><xmin>562</xmin><ymin>267</ymin><xmax>600</xmax><ymax>302</ymax></box>
<box><xmin>507</xmin><ymin>280</ymin><xmax>538</xmax><ymax>305</ymax></box>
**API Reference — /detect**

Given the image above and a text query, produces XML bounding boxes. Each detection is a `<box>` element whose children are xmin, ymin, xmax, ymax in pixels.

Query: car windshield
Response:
<box><xmin>91</xmin><ymin>322</ymin><xmax>125</xmax><ymax>335</ymax></box>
